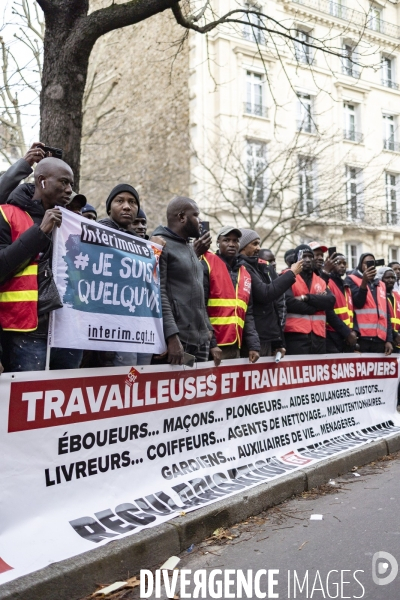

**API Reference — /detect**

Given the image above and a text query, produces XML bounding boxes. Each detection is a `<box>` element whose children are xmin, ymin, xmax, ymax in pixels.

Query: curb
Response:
<box><xmin>1</xmin><ymin>433</ymin><xmax>400</xmax><ymax>600</ymax></box>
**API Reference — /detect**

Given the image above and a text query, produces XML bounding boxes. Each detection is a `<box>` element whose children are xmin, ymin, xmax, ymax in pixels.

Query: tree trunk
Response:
<box><xmin>38</xmin><ymin>0</ymin><xmax>177</xmax><ymax>191</ymax></box>
<box><xmin>39</xmin><ymin>2</ymin><xmax>92</xmax><ymax>190</ymax></box>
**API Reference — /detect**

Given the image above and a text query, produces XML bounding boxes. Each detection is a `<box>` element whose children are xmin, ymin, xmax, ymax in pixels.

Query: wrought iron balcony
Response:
<box><xmin>343</xmin><ymin>130</ymin><xmax>363</xmax><ymax>143</ymax></box>
<box><xmin>244</xmin><ymin>102</ymin><xmax>268</xmax><ymax>118</ymax></box>
<box><xmin>342</xmin><ymin>64</ymin><xmax>360</xmax><ymax>78</ymax></box>
<box><xmin>382</xmin><ymin>79</ymin><xmax>399</xmax><ymax>90</ymax></box>
<box><xmin>293</xmin><ymin>0</ymin><xmax>400</xmax><ymax>39</ymax></box>
<box><xmin>297</xmin><ymin>120</ymin><xmax>314</xmax><ymax>133</ymax></box>
<box><xmin>384</xmin><ymin>139</ymin><xmax>400</xmax><ymax>152</ymax></box>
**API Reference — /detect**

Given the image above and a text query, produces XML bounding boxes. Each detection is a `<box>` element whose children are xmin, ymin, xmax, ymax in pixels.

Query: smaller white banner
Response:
<box><xmin>49</xmin><ymin>209</ymin><xmax>166</xmax><ymax>353</ymax></box>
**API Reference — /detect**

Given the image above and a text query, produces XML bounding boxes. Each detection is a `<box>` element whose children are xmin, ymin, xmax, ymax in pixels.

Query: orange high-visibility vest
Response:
<box><xmin>0</xmin><ymin>205</ymin><xmax>39</xmax><ymax>332</ymax></box>
<box><xmin>348</xmin><ymin>275</ymin><xmax>387</xmax><ymax>341</ymax></box>
<box><xmin>388</xmin><ymin>291</ymin><xmax>400</xmax><ymax>333</ymax></box>
<box><xmin>326</xmin><ymin>279</ymin><xmax>354</xmax><ymax>331</ymax></box>
<box><xmin>203</xmin><ymin>251</ymin><xmax>251</xmax><ymax>348</ymax></box>
<box><xmin>284</xmin><ymin>273</ymin><xmax>327</xmax><ymax>337</ymax></box>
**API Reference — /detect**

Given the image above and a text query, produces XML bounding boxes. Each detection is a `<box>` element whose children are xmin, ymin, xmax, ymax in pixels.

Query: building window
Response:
<box><xmin>343</xmin><ymin>103</ymin><xmax>362</xmax><ymax>143</ymax></box>
<box><xmin>386</xmin><ymin>172</ymin><xmax>399</xmax><ymax>225</ymax></box>
<box><xmin>383</xmin><ymin>114</ymin><xmax>399</xmax><ymax>151</ymax></box>
<box><xmin>294</xmin><ymin>30</ymin><xmax>313</xmax><ymax>65</ymax></box>
<box><xmin>345</xmin><ymin>243</ymin><xmax>360</xmax><ymax>270</ymax></box>
<box><xmin>346</xmin><ymin>166</ymin><xmax>364</xmax><ymax>221</ymax></box>
<box><xmin>381</xmin><ymin>57</ymin><xmax>397</xmax><ymax>89</ymax></box>
<box><xmin>246</xmin><ymin>141</ymin><xmax>268</xmax><ymax>204</ymax></box>
<box><xmin>329</xmin><ymin>0</ymin><xmax>346</xmax><ymax>19</ymax></box>
<box><xmin>243</xmin><ymin>3</ymin><xmax>265</xmax><ymax>44</ymax></box>
<box><xmin>245</xmin><ymin>71</ymin><xmax>267</xmax><ymax>117</ymax></box>
<box><xmin>368</xmin><ymin>6</ymin><xmax>382</xmax><ymax>32</ymax></box>
<box><xmin>297</xmin><ymin>93</ymin><xmax>314</xmax><ymax>133</ymax></box>
<box><xmin>389</xmin><ymin>246</ymin><xmax>400</xmax><ymax>262</ymax></box>
<box><xmin>298</xmin><ymin>157</ymin><xmax>316</xmax><ymax>214</ymax></box>
<box><xmin>342</xmin><ymin>44</ymin><xmax>359</xmax><ymax>78</ymax></box>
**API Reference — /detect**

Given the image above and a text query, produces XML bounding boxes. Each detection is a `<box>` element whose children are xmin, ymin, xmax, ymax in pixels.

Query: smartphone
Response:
<box><xmin>43</xmin><ymin>145</ymin><xmax>63</xmax><ymax>159</ymax></box>
<box><xmin>183</xmin><ymin>352</ymin><xmax>196</xmax><ymax>367</ymax></box>
<box><xmin>328</xmin><ymin>246</ymin><xmax>336</xmax><ymax>257</ymax></box>
<box><xmin>200</xmin><ymin>221</ymin><xmax>210</xmax><ymax>234</ymax></box>
<box><xmin>366</xmin><ymin>259</ymin><xmax>375</xmax><ymax>269</ymax></box>
<box><xmin>375</xmin><ymin>259</ymin><xmax>385</xmax><ymax>267</ymax></box>
<box><xmin>298</xmin><ymin>249</ymin><xmax>304</xmax><ymax>261</ymax></box>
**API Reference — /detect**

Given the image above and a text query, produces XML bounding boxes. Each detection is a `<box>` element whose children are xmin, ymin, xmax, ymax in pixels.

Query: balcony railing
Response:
<box><xmin>244</xmin><ymin>102</ymin><xmax>268</xmax><ymax>118</ymax></box>
<box><xmin>342</xmin><ymin>64</ymin><xmax>360</xmax><ymax>78</ymax></box>
<box><xmin>382</xmin><ymin>79</ymin><xmax>399</xmax><ymax>90</ymax></box>
<box><xmin>293</xmin><ymin>0</ymin><xmax>400</xmax><ymax>39</ymax></box>
<box><xmin>384</xmin><ymin>139</ymin><xmax>400</xmax><ymax>152</ymax></box>
<box><xmin>344</xmin><ymin>130</ymin><xmax>363</xmax><ymax>143</ymax></box>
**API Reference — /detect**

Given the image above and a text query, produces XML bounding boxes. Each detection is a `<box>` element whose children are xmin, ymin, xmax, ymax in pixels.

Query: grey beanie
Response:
<box><xmin>239</xmin><ymin>229</ymin><xmax>260</xmax><ymax>251</ymax></box>
<box><xmin>376</xmin><ymin>266</ymin><xmax>394</xmax><ymax>280</ymax></box>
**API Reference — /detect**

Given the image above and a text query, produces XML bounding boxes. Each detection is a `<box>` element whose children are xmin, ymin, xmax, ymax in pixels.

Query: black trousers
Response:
<box><xmin>285</xmin><ymin>332</ymin><xmax>326</xmax><ymax>355</ymax></box>
<box><xmin>358</xmin><ymin>338</ymin><xmax>385</xmax><ymax>353</ymax></box>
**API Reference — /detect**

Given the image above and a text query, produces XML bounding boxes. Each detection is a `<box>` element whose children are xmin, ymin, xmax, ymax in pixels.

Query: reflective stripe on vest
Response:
<box><xmin>326</xmin><ymin>279</ymin><xmax>354</xmax><ymax>331</ymax></box>
<box><xmin>0</xmin><ymin>205</ymin><xmax>39</xmax><ymax>332</ymax></box>
<box><xmin>203</xmin><ymin>251</ymin><xmax>251</xmax><ymax>348</ymax></box>
<box><xmin>284</xmin><ymin>273</ymin><xmax>327</xmax><ymax>337</ymax></box>
<box><xmin>348</xmin><ymin>275</ymin><xmax>387</xmax><ymax>341</ymax></box>
<box><xmin>388</xmin><ymin>292</ymin><xmax>400</xmax><ymax>331</ymax></box>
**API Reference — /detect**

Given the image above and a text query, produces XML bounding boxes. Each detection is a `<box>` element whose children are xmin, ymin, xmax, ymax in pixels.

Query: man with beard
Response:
<box><xmin>320</xmin><ymin>252</ymin><xmax>358</xmax><ymax>352</ymax></box>
<box><xmin>345</xmin><ymin>253</ymin><xmax>392</xmax><ymax>355</ymax></box>
<box><xmin>284</xmin><ymin>244</ymin><xmax>335</xmax><ymax>355</ymax></box>
<box><xmin>152</xmin><ymin>196</ymin><xmax>221</xmax><ymax>366</ymax></box>
<box><xmin>309</xmin><ymin>241</ymin><xmax>328</xmax><ymax>274</ymax></box>
<box><xmin>377</xmin><ymin>267</ymin><xmax>400</xmax><ymax>353</ymax></box>
<box><xmin>238</xmin><ymin>229</ymin><xmax>302</xmax><ymax>357</ymax></box>
<box><xmin>202</xmin><ymin>227</ymin><xmax>260</xmax><ymax>362</ymax></box>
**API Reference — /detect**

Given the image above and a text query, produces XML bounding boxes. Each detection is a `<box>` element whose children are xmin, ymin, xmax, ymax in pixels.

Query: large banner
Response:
<box><xmin>49</xmin><ymin>208</ymin><xmax>165</xmax><ymax>353</ymax></box>
<box><xmin>1</xmin><ymin>355</ymin><xmax>400</xmax><ymax>584</ymax></box>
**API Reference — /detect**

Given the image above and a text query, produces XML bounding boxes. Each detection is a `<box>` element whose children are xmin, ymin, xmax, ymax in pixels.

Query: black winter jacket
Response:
<box><xmin>0</xmin><ymin>158</ymin><xmax>32</xmax><ymax>204</ymax></box>
<box><xmin>237</xmin><ymin>256</ymin><xmax>295</xmax><ymax>345</ymax></box>
<box><xmin>153</xmin><ymin>225</ymin><xmax>213</xmax><ymax>347</ymax></box>
<box><xmin>345</xmin><ymin>270</ymin><xmax>393</xmax><ymax>342</ymax></box>
<box><xmin>202</xmin><ymin>253</ymin><xmax>260</xmax><ymax>352</ymax></box>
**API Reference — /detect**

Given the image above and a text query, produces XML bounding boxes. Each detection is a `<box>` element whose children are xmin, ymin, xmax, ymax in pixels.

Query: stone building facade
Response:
<box><xmin>81</xmin><ymin>1</ymin><xmax>400</xmax><ymax>269</ymax></box>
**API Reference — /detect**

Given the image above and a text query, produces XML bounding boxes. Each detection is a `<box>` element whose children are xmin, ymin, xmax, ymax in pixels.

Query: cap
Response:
<box><xmin>68</xmin><ymin>191</ymin><xmax>87</xmax><ymax>208</ymax></box>
<box><xmin>217</xmin><ymin>226</ymin><xmax>242</xmax><ymax>239</ymax></box>
<box><xmin>308</xmin><ymin>241</ymin><xmax>328</xmax><ymax>252</ymax></box>
<box><xmin>82</xmin><ymin>203</ymin><xmax>97</xmax><ymax>216</ymax></box>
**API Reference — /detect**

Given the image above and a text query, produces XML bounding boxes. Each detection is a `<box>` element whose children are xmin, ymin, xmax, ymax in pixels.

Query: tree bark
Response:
<box><xmin>38</xmin><ymin>0</ymin><xmax>177</xmax><ymax>190</ymax></box>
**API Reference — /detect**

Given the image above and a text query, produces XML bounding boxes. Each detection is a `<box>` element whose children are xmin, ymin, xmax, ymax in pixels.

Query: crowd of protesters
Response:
<box><xmin>0</xmin><ymin>143</ymin><xmax>399</xmax><ymax>373</ymax></box>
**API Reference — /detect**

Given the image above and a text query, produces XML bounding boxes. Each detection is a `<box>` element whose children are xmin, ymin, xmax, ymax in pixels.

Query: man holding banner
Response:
<box><xmin>0</xmin><ymin>157</ymin><xmax>77</xmax><ymax>372</ymax></box>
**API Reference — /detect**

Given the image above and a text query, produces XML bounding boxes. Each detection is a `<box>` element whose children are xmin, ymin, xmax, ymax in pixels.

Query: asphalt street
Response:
<box><xmin>85</xmin><ymin>452</ymin><xmax>400</xmax><ymax>600</ymax></box>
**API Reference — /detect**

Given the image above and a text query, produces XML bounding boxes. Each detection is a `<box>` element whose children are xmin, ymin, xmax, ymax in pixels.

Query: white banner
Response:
<box><xmin>0</xmin><ymin>355</ymin><xmax>399</xmax><ymax>584</ymax></box>
<box><xmin>49</xmin><ymin>208</ymin><xmax>166</xmax><ymax>353</ymax></box>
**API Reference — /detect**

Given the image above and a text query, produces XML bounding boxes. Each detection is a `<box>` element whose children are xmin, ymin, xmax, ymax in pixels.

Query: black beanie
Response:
<box><xmin>106</xmin><ymin>184</ymin><xmax>140</xmax><ymax>215</ymax></box>
<box><xmin>293</xmin><ymin>244</ymin><xmax>313</xmax><ymax>262</ymax></box>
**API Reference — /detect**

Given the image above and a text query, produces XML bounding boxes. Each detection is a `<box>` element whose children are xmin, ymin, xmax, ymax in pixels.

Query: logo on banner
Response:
<box><xmin>125</xmin><ymin>367</ymin><xmax>140</xmax><ymax>388</ymax></box>
<box><xmin>281</xmin><ymin>451</ymin><xmax>312</xmax><ymax>465</ymax></box>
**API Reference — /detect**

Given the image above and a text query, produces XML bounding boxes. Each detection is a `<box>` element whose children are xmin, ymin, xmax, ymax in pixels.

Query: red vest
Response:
<box><xmin>348</xmin><ymin>275</ymin><xmax>387</xmax><ymax>341</ymax></box>
<box><xmin>326</xmin><ymin>279</ymin><xmax>354</xmax><ymax>331</ymax></box>
<box><xmin>203</xmin><ymin>251</ymin><xmax>251</xmax><ymax>348</ymax></box>
<box><xmin>285</xmin><ymin>273</ymin><xmax>327</xmax><ymax>337</ymax></box>
<box><xmin>0</xmin><ymin>205</ymin><xmax>39</xmax><ymax>332</ymax></box>
<box><xmin>388</xmin><ymin>291</ymin><xmax>400</xmax><ymax>335</ymax></box>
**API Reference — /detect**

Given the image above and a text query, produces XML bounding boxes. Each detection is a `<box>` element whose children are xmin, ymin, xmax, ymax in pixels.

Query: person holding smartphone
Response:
<box><xmin>345</xmin><ymin>253</ymin><xmax>393</xmax><ymax>355</ymax></box>
<box><xmin>320</xmin><ymin>252</ymin><xmax>358</xmax><ymax>353</ymax></box>
<box><xmin>376</xmin><ymin>267</ymin><xmax>400</xmax><ymax>353</ymax></box>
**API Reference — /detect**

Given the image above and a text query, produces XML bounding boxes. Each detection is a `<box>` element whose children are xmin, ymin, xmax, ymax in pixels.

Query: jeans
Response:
<box><xmin>97</xmin><ymin>351</ymin><xmax>152</xmax><ymax>367</ymax></box>
<box><xmin>3</xmin><ymin>332</ymin><xmax>83</xmax><ymax>372</ymax></box>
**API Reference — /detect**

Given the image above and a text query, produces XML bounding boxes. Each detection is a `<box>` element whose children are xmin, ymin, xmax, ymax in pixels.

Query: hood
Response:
<box><xmin>7</xmin><ymin>183</ymin><xmax>45</xmax><ymax>220</ymax></box>
<box><xmin>356</xmin><ymin>252</ymin><xmax>375</xmax><ymax>272</ymax></box>
<box><xmin>152</xmin><ymin>225</ymin><xmax>186</xmax><ymax>242</ymax></box>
